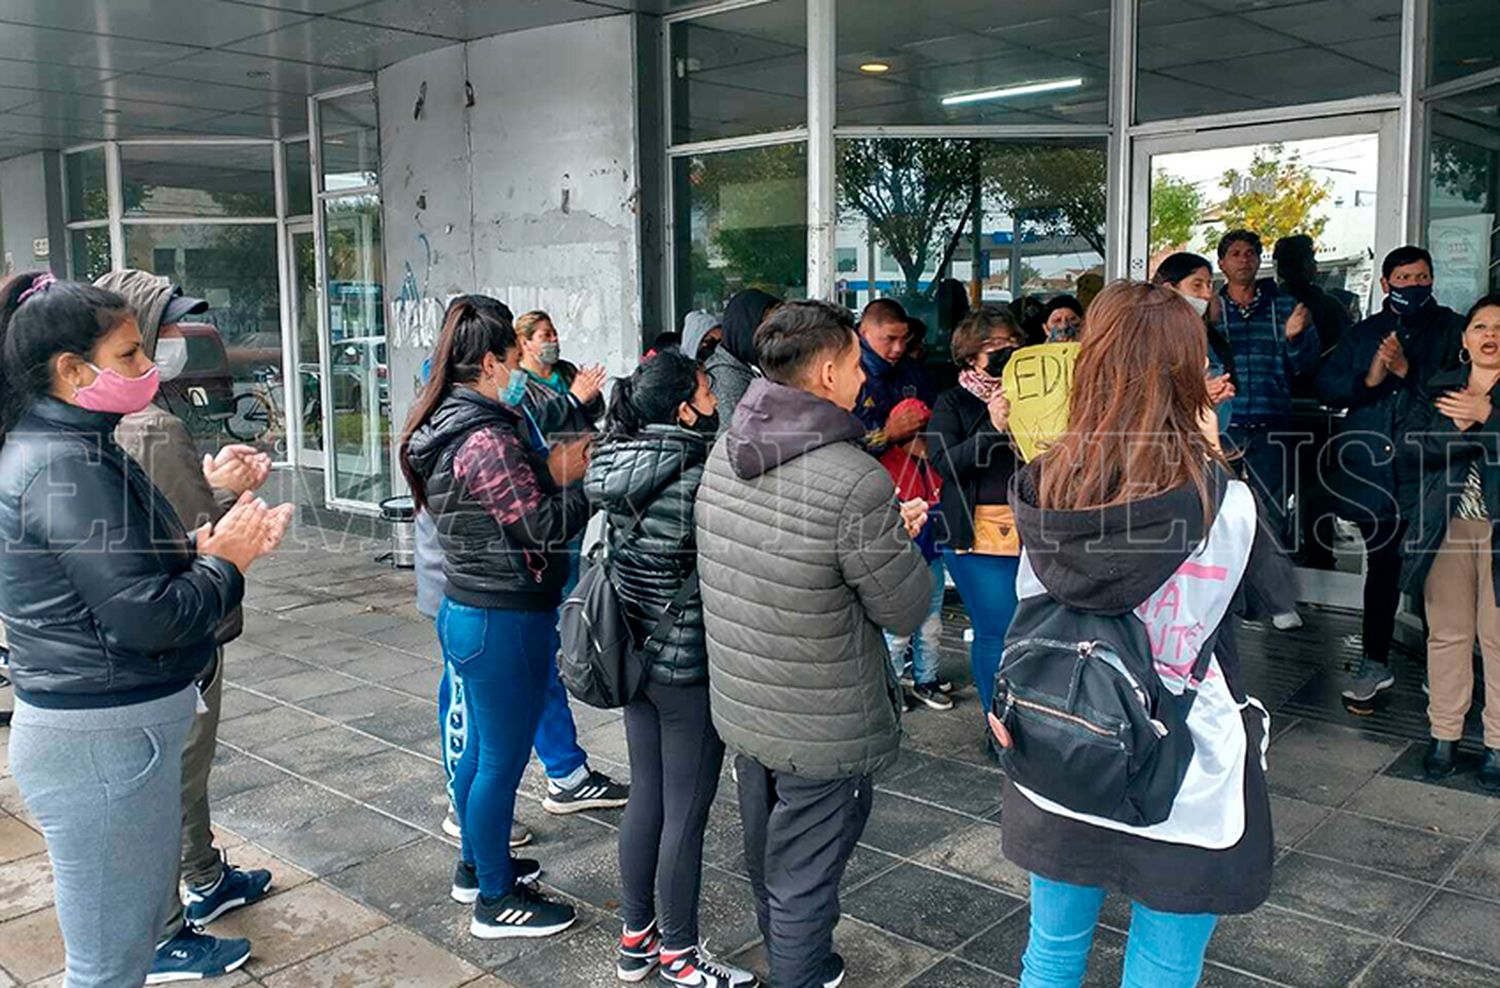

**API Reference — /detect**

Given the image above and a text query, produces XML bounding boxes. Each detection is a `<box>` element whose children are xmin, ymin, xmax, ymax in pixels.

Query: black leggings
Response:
<box><xmin>1356</xmin><ymin>516</ymin><xmax>1406</xmax><ymax>666</ymax></box>
<box><xmin>619</xmin><ymin>679</ymin><xmax>725</xmax><ymax>950</ymax></box>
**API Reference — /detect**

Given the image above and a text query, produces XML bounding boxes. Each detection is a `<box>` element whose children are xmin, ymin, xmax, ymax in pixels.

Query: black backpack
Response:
<box><xmin>991</xmin><ymin>600</ymin><xmax>1218</xmax><ymax>828</ymax></box>
<box><xmin>559</xmin><ymin>513</ymin><xmax>697</xmax><ymax>709</ymax></box>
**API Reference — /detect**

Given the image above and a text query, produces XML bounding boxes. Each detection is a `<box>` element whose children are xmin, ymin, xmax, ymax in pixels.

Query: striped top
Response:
<box><xmin>1457</xmin><ymin>461</ymin><xmax>1488</xmax><ymax>521</ymax></box>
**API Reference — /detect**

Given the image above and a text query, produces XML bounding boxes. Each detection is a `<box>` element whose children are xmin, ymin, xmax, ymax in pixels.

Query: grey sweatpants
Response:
<box><xmin>162</xmin><ymin>649</ymin><xmax>226</xmax><ymax>940</ymax></box>
<box><xmin>10</xmin><ymin>686</ymin><xmax>196</xmax><ymax>988</ymax></box>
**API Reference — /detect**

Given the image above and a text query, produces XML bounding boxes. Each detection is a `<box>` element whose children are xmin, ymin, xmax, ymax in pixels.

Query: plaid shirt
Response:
<box><xmin>1215</xmin><ymin>279</ymin><xmax>1320</xmax><ymax>428</ymax></box>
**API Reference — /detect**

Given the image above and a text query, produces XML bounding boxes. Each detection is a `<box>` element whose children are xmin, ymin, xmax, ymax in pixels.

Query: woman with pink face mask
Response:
<box><xmin>0</xmin><ymin>272</ymin><xmax>291</xmax><ymax>988</ymax></box>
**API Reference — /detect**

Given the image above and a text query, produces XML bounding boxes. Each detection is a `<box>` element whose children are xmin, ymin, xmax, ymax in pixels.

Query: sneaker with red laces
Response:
<box><xmin>658</xmin><ymin>946</ymin><xmax>757</xmax><ymax>987</ymax></box>
<box><xmin>616</xmin><ymin>922</ymin><xmax>660</xmax><ymax>982</ymax></box>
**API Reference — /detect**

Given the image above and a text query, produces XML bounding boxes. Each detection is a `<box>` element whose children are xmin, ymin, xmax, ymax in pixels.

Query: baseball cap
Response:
<box><xmin>162</xmin><ymin>289</ymin><xmax>208</xmax><ymax>325</ymax></box>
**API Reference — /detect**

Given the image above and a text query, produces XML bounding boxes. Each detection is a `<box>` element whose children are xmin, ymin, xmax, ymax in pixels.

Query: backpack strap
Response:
<box><xmin>641</xmin><ymin>569</ymin><xmax>700</xmax><ymax>651</ymax></box>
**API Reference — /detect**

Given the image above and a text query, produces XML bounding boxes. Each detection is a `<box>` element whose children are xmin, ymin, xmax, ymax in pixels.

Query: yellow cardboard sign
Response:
<box><xmin>1002</xmin><ymin>342</ymin><xmax>1079</xmax><ymax>462</ymax></box>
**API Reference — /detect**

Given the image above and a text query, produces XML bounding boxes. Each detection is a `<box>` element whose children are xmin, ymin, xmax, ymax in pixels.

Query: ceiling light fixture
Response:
<box><xmin>860</xmin><ymin>62</ymin><xmax>891</xmax><ymax>73</ymax></box>
<box><xmin>942</xmin><ymin>76</ymin><xmax>1083</xmax><ymax>107</ymax></box>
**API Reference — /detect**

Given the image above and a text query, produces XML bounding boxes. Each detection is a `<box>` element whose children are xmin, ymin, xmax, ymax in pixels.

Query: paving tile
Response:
<box><xmin>1446</xmin><ymin>831</ymin><xmax>1500</xmax><ymax>901</ymax></box>
<box><xmin>729</xmin><ymin>915</ymin><xmax>939</xmax><ymax>987</ymax></box>
<box><xmin>911</xmin><ymin>821</ymin><xmax>1028</xmax><ymax>897</ymax></box>
<box><xmin>1343</xmin><ymin>775</ymin><xmax>1500</xmax><ymax>840</ymax></box>
<box><xmin>301</xmin><ymin>685</ymin><xmax>428</xmax><ymax>724</ymax></box>
<box><xmin>324</xmin><ymin>838</ymin><xmax>455</xmax><ymax>922</ymax></box>
<box><xmin>364</xmin><ymin>619</ymin><xmax>448</xmax><ymax>653</ymax></box>
<box><xmin>332</xmin><ymin>650</ymin><xmax>441</xmax><ymax>697</ymax></box>
<box><xmin>211</xmin><ymin>880</ymin><xmax>388</xmax><ymax>976</ymax></box>
<box><xmin>692</xmin><ymin>866</ymin><xmax>769</xmax><ymax>954</ymax></box>
<box><xmin>857</xmin><ymin>791</ymin><xmax>975</xmax><ymax>858</ymax></box>
<box><xmin>905</xmin><ymin>957</ymin><xmax>1010</xmax><ymax>987</ymax></box>
<box><xmin>305</xmin><ymin>749</ymin><xmax>444</xmax><ymax>805</ymax></box>
<box><xmin>226</xmin><ymin>843</ymin><xmax>316</xmax><ymax>893</ymax></box>
<box><xmin>260</xmin><ymin>923</ymin><xmax>480</xmax><ymax>988</ymax></box>
<box><xmin>218</xmin><ymin>686</ymin><xmax>282</xmax><ymax>722</ymax></box>
<box><xmin>878</xmin><ymin>754</ymin><xmax>1004</xmax><ymax>819</ymax></box>
<box><xmin>1354</xmin><ymin>943</ymin><xmax>1500</xmax><ymax>987</ymax></box>
<box><xmin>216</xmin><ymin>704</ymin><xmax>329</xmax><ymax>749</ymax></box>
<box><xmin>486</xmin><ymin>910</ymin><xmax>632</xmax><ymax>988</ymax></box>
<box><xmin>0</xmin><ymin>906</ymin><xmax>61</xmax><ymax>983</ymax></box>
<box><xmin>277</xmin><ymin>600</ymin><xmax>369</xmax><ymax>626</ymax></box>
<box><xmin>321</xmin><ymin>610</ymin><xmax>411</xmax><ymax>639</ymax></box>
<box><xmin>402</xmin><ymin>895</ymin><xmax>603</xmax><ymax>973</ymax></box>
<box><xmin>250</xmin><ymin>805</ymin><xmax>422</xmax><ymax>877</ymax></box>
<box><xmin>349</xmin><ymin>703</ymin><xmax>441</xmax><ymax>749</ymax></box>
<box><xmin>0</xmin><ymin>854</ymin><xmax>52</xmax><ymax>922</ymax></box>
<box><xmin>842</xmin><ymin>863</ymin><xmax>1023</xmax><ymax>950</ymax></box>
<box><xmin>1269</xmin><ymin>851</ymin><xmax>1431</xmax><ymax>935</ymax></box>
<box><xmin>1270</xmin><ymin>718</ymin><xmax>1409</xmax><ymax>772</ymax></box>
<box><xmin>1270</xmin><ymin>794</ymin><xmax>1334</xmax><ymax>849</ymax></box>
<box><xmin>297</xmin><ymin>635</ymin><xmax>410</xmax><ymax>669</ymax></box>
<box><xmin>253</xmin><ymin>724</ymin><xmax>389</xmax><ymax>776</ymax></box>
<box><xmin>1300</xmin><ymin>811</ymin><xmax>1469</xmax><ymax>884</ymax></box>
<box><xmin>1206</xmin><ymin>904</ymin><xmax>1383</xmax><ymax>988</ymax></box>
<box><xmin>900</xmin><ymin>703</ymin><xmax>998</xmax><ymax>767</ymax></box>
<box><xmin>213</xmin><ymin>778</ymin><xmax>355</xmax><ymax>841</ymax></box>
<box><xmin>0</xmin><ymin>817</ymin><xmax>43</xmax><ymax>866</ymax></box>
<box><xmin>961</xmin><ymin>905</ymin><xmax>1128</xmax><ymax>986</ymax></box>
<box><xmin>525</xmin><ymin>822</ymin><xmax>624</xmax><ymax>912</ymax></box>
<box><xmin>206</xmin><ymin>749</ymin><xmax>293</xmax><ymax>802</ymax></box>
<box><xmin>365</xmin><ymin>776</ymin><xmax>453</xmax><ymax>829</ymax></box>
<box><xmin>1398</xmin><ymin>889</ymin><xmax>1500</xmax><ymax>969</ymax></box>
<box><xmin>1266</xmin><ymin>752</ymin><xmax>1381</xmax><ymax>807</ymax></box>
<box><xmin>222</xmin><ymin>653</ymin><xmax>319</xmax><ymax>687</ymax></box>
<box><xmin>242</xmin><ymin>619</ymin><xmax>352</xmax><ymax>656</ymax></box>
<box><xmin>255</xmin><ymin>668</ymin><xmax>361</xmax><ymax>704</ymax></box>
<box><xmin>1382</xmin><ymin>744</ymin><xmax>1500</xmax><ymax>798</ymax></box>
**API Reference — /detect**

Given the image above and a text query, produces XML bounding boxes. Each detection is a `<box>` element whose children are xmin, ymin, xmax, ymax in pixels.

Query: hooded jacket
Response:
<box><xmin>682</xmin><ymin>310</ymin><xmax>721</xmax><ymax>360</ymax></box>
<box><xmin>585</xmin><ymin>425</ymin><xmax>712</xmax><ymax>686</ymax></box>
<box><xmin>695</xmin><ymin>377</ymin><xmax>932</xmax><ymax>779</ymax></box>
<box><xmin>999</xmin><ymin>461</ymin><xmax>1288</xmax><ymax>915</ymax></box>
<box><xmin>855</xmin><ymin>336</ymin><xmax>935</xmax><ymax>453</ymax></box>
<box><xmin>405</xmin><ymin>387</ymin><xmax>589</xmax><ymax>611</ymax></box>
<box><xmin>99</xmin><ymin>269</ymin><xmax>244</xmax><ymax>643</ymax></box>
<box><xmin>705</xmin><ymin>289</ymin><xmax>777</xmax><ymax>432</ymax></box>
<box><xmin>0</xmin><ymin>398</ymin><xmax>243</xmax><ymax>708</ymax></box>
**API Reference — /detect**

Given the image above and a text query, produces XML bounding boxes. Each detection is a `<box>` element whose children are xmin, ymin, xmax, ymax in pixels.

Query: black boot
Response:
<box><xmin>1423</xmin><ymin>739</ymin><xmax>1457</xmax><ymax>780</ymax></box>
<box><xmin>1480</xmin><ymin>749</ymin><xmax>1500</xmax><ymax>791</ymax></box>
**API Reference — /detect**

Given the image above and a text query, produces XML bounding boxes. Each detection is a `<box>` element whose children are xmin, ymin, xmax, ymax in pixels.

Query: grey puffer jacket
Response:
<box><xmin>585</xmin><ymin>425</ymin><xmax>712</xmax><ymax>686</ymax></box>
<box><xmin>695</xmin><ymin>378</ymin><xmax>932</xmax><ymax>779</ymax></box>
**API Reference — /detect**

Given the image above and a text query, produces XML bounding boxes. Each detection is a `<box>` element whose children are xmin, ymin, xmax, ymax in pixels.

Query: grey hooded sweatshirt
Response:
<box><xmin>694</xmin><ymin>377</ymin><xmax>931</xmax><ymax>780</ymax></box>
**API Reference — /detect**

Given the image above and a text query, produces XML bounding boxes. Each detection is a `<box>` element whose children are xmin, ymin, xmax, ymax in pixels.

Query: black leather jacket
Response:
<box><xmin>584</xmin><ymin>425</ymin><xmax>710</xmax><ymax>686</ymax></box>
<box><xmin>405</xmin><ymin>388</ymin><xmax>589</xmax><ymax>612</ymax></box>
<box><xmin>0</xmin><ymin>398</ymin><xmax>243</xmax><ymax>708</ymax></box>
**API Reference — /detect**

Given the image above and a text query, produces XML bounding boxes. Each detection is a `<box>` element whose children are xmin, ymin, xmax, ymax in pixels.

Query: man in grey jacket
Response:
<box><xmin>696</xmin><ymin>300</ymin><xmax>932</xmax><ymax>988</ymax></box>
<box><xmin>99</xmin><ymin>269</ymin><xmax>274</xmax><ymax>983</ymax></box>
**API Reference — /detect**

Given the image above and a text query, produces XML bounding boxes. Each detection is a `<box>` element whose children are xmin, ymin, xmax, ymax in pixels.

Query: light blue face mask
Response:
<box><xmin>500</xmin><ymin>368</ymin><xmax>529</xmax><ymax>407</ymax></box>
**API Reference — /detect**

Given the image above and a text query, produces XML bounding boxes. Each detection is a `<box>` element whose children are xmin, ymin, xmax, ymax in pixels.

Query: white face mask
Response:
<box><xmin>154</xmin><ymin>335</ymin><xmax>190</xmax><ymax>382</ymax></box>
<box><xmin>1183</xmin><ymin>295</ymin><xmax>1210</xmax><ymax>317</ymax></box>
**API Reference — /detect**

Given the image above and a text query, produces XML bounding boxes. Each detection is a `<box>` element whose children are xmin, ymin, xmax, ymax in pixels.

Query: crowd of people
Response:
<box><xmin>1</xmin><ymin>222</ymin><xmax>1498</xmax><ymax>987</ymax></box>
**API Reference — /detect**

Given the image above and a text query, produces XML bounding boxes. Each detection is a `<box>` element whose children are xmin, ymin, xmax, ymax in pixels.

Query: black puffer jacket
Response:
<box><xmin>0</xmin><ymin>398</ymin><xmax>243</xmax><ymax>709</ymax></box>
<box><xmin>584</xmin><ymin>425</ymin><xmax>711</xmax><ymax>686</ymax></box>
<box><xmin>929</xmin><ymin>384</ymin><xmax>1020</xmax><ymax>551</ymax></box>
<box><xmin>405</xmin><ymin>388</ymin><xmax>589</xmax><ymax>612</ymax></box>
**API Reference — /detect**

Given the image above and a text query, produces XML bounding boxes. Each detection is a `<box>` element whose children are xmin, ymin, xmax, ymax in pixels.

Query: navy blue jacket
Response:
<box><xmin>856</xmin><ymin>337</ymin><xmax>934</xmax><ymax>454</ymax></box>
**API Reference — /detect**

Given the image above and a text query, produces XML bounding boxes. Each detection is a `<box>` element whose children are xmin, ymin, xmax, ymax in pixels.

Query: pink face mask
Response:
<box><xmin>73</xmin><ymin>363</ymin><xmax>161</xmax><ymax>415</ymax></box>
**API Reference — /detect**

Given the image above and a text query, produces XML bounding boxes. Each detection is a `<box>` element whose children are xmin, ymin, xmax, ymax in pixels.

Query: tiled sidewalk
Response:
<box><xmin>3</xmin><ymin>533</ymin><xmax>1500</xmax><ymax>987</ymax></box>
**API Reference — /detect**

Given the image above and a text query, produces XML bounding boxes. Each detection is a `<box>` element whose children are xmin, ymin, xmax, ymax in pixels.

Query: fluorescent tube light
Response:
<box><xmin>942</xmin><ymin>77</ymin><xmax>1084</xmax><ymax>107</ymax></box>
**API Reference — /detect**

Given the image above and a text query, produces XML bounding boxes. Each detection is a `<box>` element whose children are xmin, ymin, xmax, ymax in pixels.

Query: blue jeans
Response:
<box><xmin>439</xmin><ymin>600</ymin><xmax>558</xmax><ymax>897</ymax></box>
<box><xmin>944</xmin><ymin>550</ymin><xmax>1021</xmax><ymax>717</ymax></box>
<box><xmin>1023</xmin><ymin>875</ymin><xmax>1217</xmax><ymax>988</ymax></box>
<box><xmin>885</xmin><ymin>556</ymin><xmax>946</xmax><ymax>685</ymax></box>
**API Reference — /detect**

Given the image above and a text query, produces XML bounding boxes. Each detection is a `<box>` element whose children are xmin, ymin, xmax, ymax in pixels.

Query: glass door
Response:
<box><xmin>1129</xmin><ymin>114</ymin><xmax>1403</xmax><ymax>609</ymax></box>
<box><xmin>287</xmin><ymin>223</ymin><xmax>323</xmax><ymax>469</ymax></box>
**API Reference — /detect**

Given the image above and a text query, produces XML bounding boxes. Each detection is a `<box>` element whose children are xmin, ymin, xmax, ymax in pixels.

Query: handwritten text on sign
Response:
<box><xmin>1002</xmin><ymin>342</ymin><xmax>1079</xmax><ymax>462</ymax></box>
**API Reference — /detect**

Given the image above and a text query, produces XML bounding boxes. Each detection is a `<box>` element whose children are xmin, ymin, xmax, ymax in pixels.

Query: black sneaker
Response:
<box><xmin>931</xmin><ymin>678</ymin><xmax>956</xmax><ymax>694</ymax></box>
<box><xmin>1480</xmin><ymin>748</ymin><xmax>1500</xmax><ymax>791</ymax></box>
<box><xmin>1340</xmin><ymin>659</ymin><xmax>1395</xmax><ymax>704</ymax></box>
<box><xmin>1424</xmin><ymin>739</ymin><xmax>1458</xmax><ymax>780</ymax></box>
<box><xmin>911</xmin><ymin>682</ymin><xmax>954</xmax><ymax>711</ymax></box>
<box><xmin>146</xmin><ymin>927</ymin><xmax>251</xmax><ymax>984</ymax></box>
<box><xmin>471</xmin><ymin>885</ymin><xmax>576</xmax><ymax>939</ymax></box>
<box><xmin>658</xmin><ymin>946</ymin><xmax>757</xmax><ymax>986</ymax></box>
<box><xmin>821</xmin><ymin>952</ymin><xmax>846</xmax><ymax>988</ymax></box>
<box><xmin>543</xmin><ymin>769</ymin><xmax>630</xmax><ymax>814</ymax></box>
<box><xmin>616</xmin><ymin>921</ymin><xmax>661</xmax><ymax>982</ymax></box>
<box><xmin>451</xmin><ymin>857</ymin><xmax>541</xmax><ymax>904</ymax></box>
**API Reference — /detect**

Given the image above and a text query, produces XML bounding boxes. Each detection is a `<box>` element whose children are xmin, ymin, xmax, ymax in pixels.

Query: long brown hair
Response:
<box><xmin>398</xmin><ymin>296</ymin><xmax>517</xmax><ymax>509</ymax></box>
<box><xmin>1037</xmin><ymin>280</ymin><xmax>1224</xmax><ymax>521</ymax></box>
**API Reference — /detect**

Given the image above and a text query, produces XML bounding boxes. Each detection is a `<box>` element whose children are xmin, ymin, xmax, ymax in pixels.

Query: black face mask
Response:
<box><xmin>687</xmin><ymin>404</ymin><xmax>720</xmax><ymax>434</ymax></box>
<box><xmin>984</xmin><ymin>346</ymin><xmax>1019</xmax><ymax>379</ymax></box>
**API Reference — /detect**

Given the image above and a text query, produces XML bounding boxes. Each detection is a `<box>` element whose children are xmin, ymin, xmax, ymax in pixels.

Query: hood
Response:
<box><xmin>859</xmin><ymin>335</ymin><xmax>901</xmax><ymax>380</ymax></box>
<box><xmin>586</xmin><ymin>425</ymin><xmax>710</xmax><ymax>513</ymax></box>
<box><xmin>405</xmin><ymin>387</ymin><xmax>520</xmax><ymax>480</ymax></box>
<box><xmin>1010</xmin><ymin>459</ymin><xmax>1231</xmax><ymax>614</ymax></box>
<box><xmin>94</xmin><ymin>269</ymin><xmax>177</xmax><ymax>359</ymax></box>
<box><xmin>725</xmin><ymin>377</ymin><xmax>866</xmax><ymax>480</ymax></box>
<box><xmin>682</xmin><ymin>310</ymin><xmax>720</xmax><ymax>357</ymax></box>
<box><xmin>722</xmin><ymin>289</ymin><xmax>779</xmax><ymax>368</ymax></box>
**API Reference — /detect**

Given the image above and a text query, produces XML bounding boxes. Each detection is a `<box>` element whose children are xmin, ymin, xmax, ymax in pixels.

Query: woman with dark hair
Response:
<box><xmin>1042</xmin><ymin>295</ymin><xmax>1085</xmax><ymax>342</ymax></box>
<box><xmin>704</xmin><ymin>289</ymin><xmax>779</xmax><ymax>431</ymax></box>
<box><xmin>1154</xmin><ymin>252</ymin><xmax>1237</xmax><ymax>430</ymax></box>
<box><xmin>997</xmin><ymin>281</ymin><xmax>1289</xmax><ymax>986</ymax></box>
<box><xmin>0</xmin><ymin>273</ymin><xmax>288</xmax><ymax>987</ymax></box>
<box><xmin>400</xmin><ymin>298</ymin><xmax>592</xmax><ymax>939</ymax></box>
<box><xmin>930</xmin><ymin>306</ymin><xmax>1026</xmax><ymax>750</ymax></box>
<box><xmin>1400</xmin><ymin>293</ymin><xmax>1500</xmax><ymax>788</ymax></box>
<box><xmin>585</xmin><ymin>349</ymin><xmax>755</xmax><ymax>987</ymax></box>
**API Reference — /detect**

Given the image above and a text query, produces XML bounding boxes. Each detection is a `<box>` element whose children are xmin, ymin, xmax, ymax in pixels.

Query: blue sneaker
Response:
<box><xmin>183</xmin><ymin>857</ymin><xmax>273</xmax><ymax>926</ymax></box>
<box><xmin>147</xmin><ymin>927</ymin><xmax>251</xmax><ymax>984</ymax></box>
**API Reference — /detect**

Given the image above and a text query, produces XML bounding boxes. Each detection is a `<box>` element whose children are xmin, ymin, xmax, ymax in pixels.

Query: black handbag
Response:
<box><xmin>559</xmin><ymin>513</ymin><xmax>697</xmax><ymax>709</ymax></box>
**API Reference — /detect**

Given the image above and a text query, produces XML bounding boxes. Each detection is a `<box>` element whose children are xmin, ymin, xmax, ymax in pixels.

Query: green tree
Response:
<box><xmin>687</xmin><ymin>145</ymin><xmax>807</xmax><ymax>303</ymax></box>
<box><xmin>1201</xmin><ymin>144</ymin><xmax>1330</xmax><ymax>253</ymax></box>
<box><xmin>985</xmin><ymin>144</ymin><xmax>1107</xmax><ymax>256</ymax></box>
<box><xmin>1149</xmin><ymin>173</ymin><xmax>1204</xmax><ymax>255</ymax></box>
